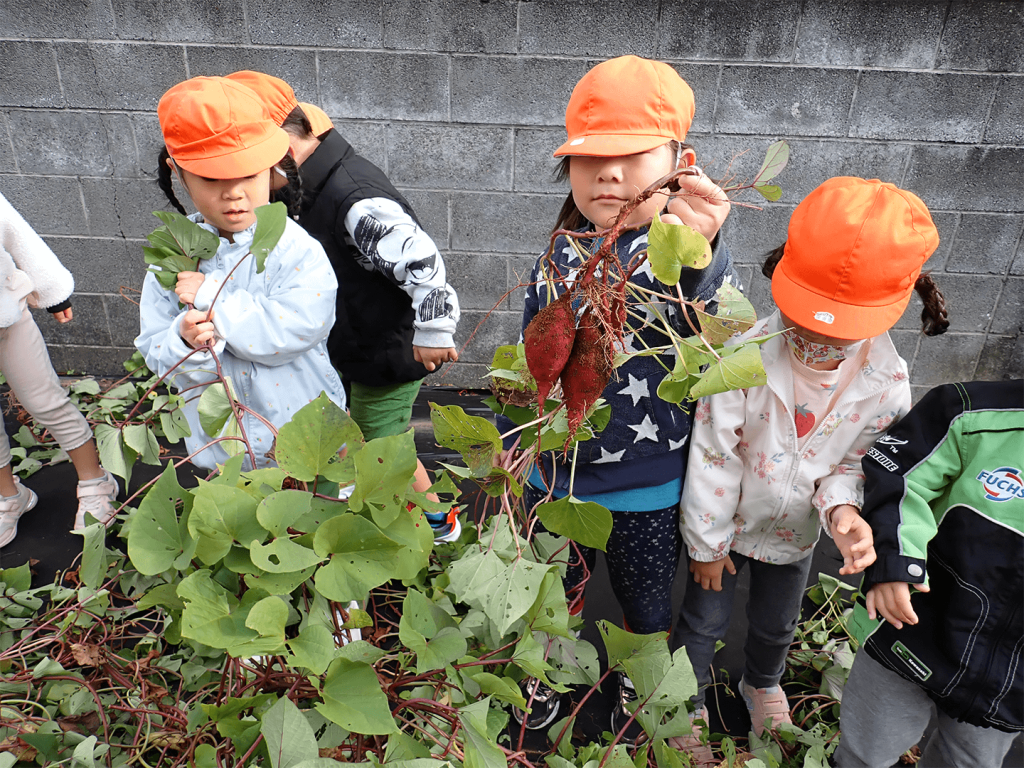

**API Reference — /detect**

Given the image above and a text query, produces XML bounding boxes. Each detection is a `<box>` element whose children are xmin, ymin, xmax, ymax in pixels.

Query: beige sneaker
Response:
<box><xmin>74</xmin><ymin>470</ymin><xmax>119</xmax><ymax>530</ymax></box>
<box><xmin>667</xmin><ymin>706</ymin><xmax>716</xmax><ymax>766</ymax></box>
<box><xmin>0</xmin><ymin>481</ymin><xmax>38</xmax><ymax>547</ymax></box>
<box><xmin>740</xmin><ymin>677</ymin><xmax>792</xmax><ymax>736</ymax></box>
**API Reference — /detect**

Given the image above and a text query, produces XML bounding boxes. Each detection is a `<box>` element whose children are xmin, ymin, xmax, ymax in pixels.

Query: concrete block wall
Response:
<box><xmin>0</xmin><ymin>0</ymin><xmax>1020</xmax><ymax>391</ymax></box>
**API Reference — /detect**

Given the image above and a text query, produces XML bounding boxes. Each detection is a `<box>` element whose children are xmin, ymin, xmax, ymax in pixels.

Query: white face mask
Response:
<box><xmin>784</xmin><ymin>329</ymin><xmax>856</xmax><ymax>366</ymax></box>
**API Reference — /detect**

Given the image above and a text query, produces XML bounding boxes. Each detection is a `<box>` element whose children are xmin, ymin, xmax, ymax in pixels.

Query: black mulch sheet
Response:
<box><xmin>1</xmin><ymin>386</ymin><xmax>1020</xmax><ymax>765</ymax></box>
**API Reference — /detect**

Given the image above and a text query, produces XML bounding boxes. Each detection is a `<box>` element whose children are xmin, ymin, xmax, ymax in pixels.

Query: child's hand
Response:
<box><xmin>664</xmin><ymin>169</ymin><xmax>731</xmax><ymax>242</ymax></box>
<box><xmin>829</xmin><ymin>504</ymin><xmax>877</xmax><ymax>575</ymax></box>
<box><xmin>867</xmin><ymin>581</ymin><xmax>930</xmax><ymax>629</ymax></box>
<box><xmin>414</xmin><ymin>345</ymin><xmax>459</xmax><ymax>372</ymax></box>
<box><xmin>52</xmin><ymin>308</ymin><xmax>73</xmax><ymax>323</ymax></box>
<box><xmin>175</xmin><ymin>271</ymin><xmax>205</xmax><ymax>305</ymax></box>
<box><xmin>690</xmin><ymin>555</ymin><xmax>736</xmax><ymax>592</ymax></box>
<box><xmin>181</xmin><ymin>309</ymin><xmax>217</xmax><ymax>349</ymax></box>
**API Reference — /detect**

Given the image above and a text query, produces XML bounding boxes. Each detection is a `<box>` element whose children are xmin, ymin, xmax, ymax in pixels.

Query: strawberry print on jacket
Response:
<box><xmin>681</xmin><ymin>311</ymin><xmax>912</xmax><ymax>565</ymax></box>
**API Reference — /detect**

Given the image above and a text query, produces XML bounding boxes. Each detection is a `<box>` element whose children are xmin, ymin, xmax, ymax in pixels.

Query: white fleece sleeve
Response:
<box><xmin>342</xmin><ymin>197</ymin><xmax>460</xmax><ymax>348</ymax></box>
<box><xmin>0</xmin><ymin>192</ymin><xmax>74</xmax><ymax>308</ymax></box>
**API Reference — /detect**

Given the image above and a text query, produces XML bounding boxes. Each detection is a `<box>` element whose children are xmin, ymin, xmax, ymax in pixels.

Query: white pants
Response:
<box><xmin>835</xmin><ymin>650</ymin><xmax>1020</xmax><ymax>768</ymax></box>
<box><xmin>0</xmin><ymin>309</ymin><xmax>93</xmax><ymax>470</ymax></box>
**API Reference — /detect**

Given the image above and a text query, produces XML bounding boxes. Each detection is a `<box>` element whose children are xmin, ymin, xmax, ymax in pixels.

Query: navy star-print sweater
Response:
<box><xmin>498</xmin><ymin>226</ymin><xmax>738</xmax><ymax>512</ymax></box>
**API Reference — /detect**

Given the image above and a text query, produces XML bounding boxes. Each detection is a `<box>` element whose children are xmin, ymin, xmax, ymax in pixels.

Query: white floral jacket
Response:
<box><xmin>681</xmin><ymin>311</ymin><xmax>912</xmax><ymax>565</ymax></box>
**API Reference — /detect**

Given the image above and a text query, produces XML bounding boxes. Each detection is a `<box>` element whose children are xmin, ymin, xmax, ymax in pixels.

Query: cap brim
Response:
<box><xmin>173</xmin><ymin>129</ymin><xmax>289</xmax><ymax>179</ymax></box>
<box><xmin>553</xmin><ymin>133</ymin><xmax>672</xmax><ymax>157</ymax></box>
<box><xmin>299</xmin><ymin>102</ymin><xmax>334</xmax><ymax>137</ymax></box>
<box><xmin>771</xmin><ymin>262</ymin><xmax>912</xmax><ymax>341</ymax></box>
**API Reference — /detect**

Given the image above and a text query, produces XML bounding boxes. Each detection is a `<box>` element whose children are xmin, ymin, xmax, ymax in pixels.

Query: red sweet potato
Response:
<box><xmin>561</xmin><ymin>308</ymin><xmax>612</xmax><ymax>440</ymax></box>
<box><xmin>523</xmin><ymin>291</ymin><xmax>576</xmax><ymax>411</ymax></box>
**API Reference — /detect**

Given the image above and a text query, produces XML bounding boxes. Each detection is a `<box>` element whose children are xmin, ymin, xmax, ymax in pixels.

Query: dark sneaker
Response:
<box><xmin>609</xmin><ymin>672</ymin><xmax>645</xmax><ymax>745</ymax></box>
<box><xmin>512</xmin><ymin>677</ymin><xmax>563</xmax><ymax>730</ymax></box>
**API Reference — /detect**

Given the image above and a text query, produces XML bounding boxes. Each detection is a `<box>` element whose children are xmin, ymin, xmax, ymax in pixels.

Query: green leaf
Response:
<box><xmin>71</xmin><ymin>735</ymin><xmax>98</xmax><ymax>768</ymax></box>
<box><xmin>255</xmin><ymin>491</ymin><xmax>312</xmax><ymax>538</ymax></box>
<box><xmin>536</xmin><ymin>495</ymin><xmax>613</xmax><ymax>552</ymax></box>
<box><xmin>0</xmin><ymin>562</ymin><xmax>32</xmax><ymax>592</ymax></box>
<box><xmin>447</xmin><ymin>548</ymin><xmax>506</xmax><ymax>608</ymax></box>
<box><xmin>398</xmin><ymin>589</ymin><xmax>466</xmax><ymax>673</ymax></box>
<box><xmin>348</xmin><ymin>430</ymin><xmax>417</xmax><ymax>516</ymax></box>
<box><xmin>251</xmin><ymin>202</ymin><xmax>288</xmax><ymax>273</ymax></box>
<box><xmin>483</xmin><ymin>558</ymin><xmax>553</xmax><ymax>636</ymax></box>
<box><xmin>753</xmin><ymin>140</ymin><xmax>790</xmax><ymax>184</ymax></box>
<box><xmin>177</xmin><ymin>570</ymin><xmax>255</xmax><ymax>650</ymax></box>
<box><xmin>249</xmin><ymin>537</ymin><xmax>323</xmax><ymax>573</ymax></box>
<box><xmin>471</xmin><ymin>672</ymin><xmax>527</xmax><ymax>708</ymax></box>
<box><xmin>143</xmin><ymin>244</ymin><xmax>195</xmax><ymax>275</ymax></box>
<box><xmin>152</xmin><ymin>210</ymin><xmax>221</xmax><ymax>261</ymax></box>
<box><xmin>275</xmin><ymin>393</ymin><xmax>361</xmax><ymax>482</ymax></box>
<box><xmin>188</xmin><ymin>481</ymin><xmax>266</xmax><ymax>566</ymax></box>
<box><xmin>459</xmin><ymin>697</ymin><xmax>507</xmax><ymax>768</ymax></box>
<box><xmin>123</xmin><ymin>424</ymin><xmax>159</xmax><ymax>467</ymax></box>
<box><xmin>73</xmin><ymin>522</ymin><xmax>107</xmax><ymax>589</ymax></box>
<box><xmin>647</xmin><ymin>214</ymin><xmax>713</xmax><ymax>284</ymax></box>
<box><xmin>753</xmin><ymin>183</ymin><xmax>783</xmax><ymax>202</ymax></box>
<box><xmin>197</xmin><ymin>380</ymin><xmax>235</xmax><ymax>438</ymax></box>
<box><xmin>688</xmin><ymin>342</ymin><xmax>767</xmax><ymax>401</ymax></box>
<box><xmin>137</xmin><ymin>582</ymin><xmax>185</xmax><ymax>613</ymax></box>
<box><xmin>312</xmin><ymin>514</ymin><xmax>405</xmax><ymax>603</ymax></box>
<box><xmin>94</xmin><ymin>423</ymin><xmax>137</xmax><ymax>485</ymax></box>
<box><xmin>286</xmin><ymin>624</ymin><xmax>338</xmax><ymax>676</ymax></box>
<box><xmin>318</xmin><ymin>658</ymin><xmax>397</xmax><ymax>735</ymax></box>
<box><xmin>262</xmin><ymin>697</ymin><xmax>319</xmax><ymax>768</ymax></box>
<box><xmin>429</xmin><ymin>403</ymin><xmax>502</xmax><ymax>477</ymax></box>
<box><xmin>127</xmin><ymin>460</ymin><xmax>195</xmax><ymax>573</ymax></box>
<box><xmin>159</xmin><ymin>407</ymin><xmax>192</xmax><ymax>444</ymax></box>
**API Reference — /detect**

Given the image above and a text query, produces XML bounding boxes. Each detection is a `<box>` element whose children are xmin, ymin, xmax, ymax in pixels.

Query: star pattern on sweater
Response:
<box><xmin>669</xmin><ymin>436</ymin><xmax>688</xmax><ymax>451</ymax></box>
<box><xmin>592</xmin><ymin>447</ymin><xmax>626</xmax><ymax>464</ymax></box>
<box><xmin>628</xmin><ymin>414</ymin><xmax>660</xmax><ymax>443</ymax></box>
<box><xmin>617</xmin><ymin>373</ymin><xmax>650</xmax><ymax>406</ymax></box>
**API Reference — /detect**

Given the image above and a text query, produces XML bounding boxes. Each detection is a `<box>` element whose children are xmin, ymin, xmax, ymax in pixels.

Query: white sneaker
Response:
<box><xmin>0</xmin><ymin>481</ymin><xmax>38</xmax><ymax>547</ymax></box>
<box><xmin>74</xmin><ymin>470</ymin><xmax>119</xmax><ymax>530</ymax></box>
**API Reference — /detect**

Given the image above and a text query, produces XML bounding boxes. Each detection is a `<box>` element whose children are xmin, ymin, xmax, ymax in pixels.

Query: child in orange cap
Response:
<box><xmin>673</xmin><ymin>177</ymin><xmax>949</xmax><ymax>760</ymax></box>
<box><xmin>137</xmin><ymin>76</ymin><xmax>345</xmax><ymax>471</ymax></box>
<box><xmin>208</xmin><ymin>70</ymin><xmax>461</xmax><ymax>541</ymax></box>
<box><xmin>496</xmin><ymin>55</ymin><xmax>737</xmax><ymax>737</ymax></box>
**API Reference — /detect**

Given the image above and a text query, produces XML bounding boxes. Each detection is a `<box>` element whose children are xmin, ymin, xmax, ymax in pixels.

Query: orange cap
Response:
<box><xmin>554</xmin><ymin>55</ymin><xmax>695</xmax><ymax>157</ymax></box>
<box><xmin>225</xmin><ymin>70</ymin><xmax>299</xmax><ymax>126</ymax></box>
<box><xmin>158</xmin><ymin>76</ymin><xmax>290</xmax><ymax>179</ymax></box>
<box><xmin>298</xmin><ymin>102</ymin><xmax>334</xmax><ymax>136</ymax></box>
<box><xmin>772</xmin><ymin>177</ymin><xmax>940</xmax><ymax>340</ymax></box>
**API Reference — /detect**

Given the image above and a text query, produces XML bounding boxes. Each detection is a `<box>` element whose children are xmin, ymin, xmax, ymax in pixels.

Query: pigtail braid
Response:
<box><xmin>156</xmin><ymin>146</ymin><xmax>187</xmax><ymax>215</ymax></box>
<box><xmin>762</xmin><ymin>243</ymin><xmax>785</xmax><ymax>279</ymax></box>
<box><xmin>915</xmin><ymin>271</ymin><xmax>949</xmax><ymax>336</ymax></box>
<box><xmin>275</xmin><ymin>153</ymin><xmax>304</xmax><ymax>218</ymax></box>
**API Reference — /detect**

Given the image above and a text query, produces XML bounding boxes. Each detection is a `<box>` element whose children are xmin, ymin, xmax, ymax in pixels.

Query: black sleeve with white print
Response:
<box><xmin>343</xmin><ymin>197</ymin><xmax>460</xmax><ymax>349</ymax></box>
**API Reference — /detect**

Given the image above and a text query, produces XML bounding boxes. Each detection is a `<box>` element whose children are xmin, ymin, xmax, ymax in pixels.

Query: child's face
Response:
<box><xmin>176</xmin><ymin>166</ymin><xmax>271</xmax><ymax>239</ymax></box>
<box><xmin>569</xmin><ymin>143</ymin><xmax>677</xmax><ymax>229</ymax></box>
<box><xmin>780</xmin><ymin>313</ymin><xmax>860</xmax><ymax>346</ymax></box>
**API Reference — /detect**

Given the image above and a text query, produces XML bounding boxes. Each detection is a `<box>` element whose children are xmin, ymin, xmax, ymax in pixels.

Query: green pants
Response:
<box><xmin>348</xmin><ymin>379</ymin><xmax>422</xmax><ymax>441</ymax></box>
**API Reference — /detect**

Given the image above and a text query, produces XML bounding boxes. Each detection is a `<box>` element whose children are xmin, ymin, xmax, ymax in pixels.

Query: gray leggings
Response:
<box><xmin>835</xmin><ymin>650</ymin><xmax>1019</xmax><ymax>768</ymax></box>
<box><xmin>0</xmin><ymin>309</ymin><xmax>92</xmax><ymax>470</ymax></box>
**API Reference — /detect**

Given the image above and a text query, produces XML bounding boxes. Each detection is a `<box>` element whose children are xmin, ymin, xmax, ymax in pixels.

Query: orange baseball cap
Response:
<box><xmin>554</xmin><ymin>55</ymin><xmax>695</xmax><ymax>157</ymax></box>
<box><xmin>158</xmin><ymin>76</ymin><xmax>289</xmax><ymax>179</ymax></box>
<box><xmin>225</xmin><ymin>70</ymin><xmax>299</xmax><ymax>126</ymax></box>
<box><xmin>772</xmin><ymin>177</ymin><xmax>940</xmax><ymax>340</ymax></box>
<box><xmin>298</xmin><ymin>102</ymin><xmax>334</xmax><ymax>136</ymax></box>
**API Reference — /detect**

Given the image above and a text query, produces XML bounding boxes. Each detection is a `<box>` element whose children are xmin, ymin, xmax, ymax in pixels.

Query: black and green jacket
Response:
<box><xmin>856</xmin><ymin>379</ymin><xmax>1023</xmax><ymax>733</ymax></box>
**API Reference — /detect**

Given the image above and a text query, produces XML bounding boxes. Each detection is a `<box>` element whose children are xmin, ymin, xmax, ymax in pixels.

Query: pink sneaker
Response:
<box><xmin>74</xmin><ymin>471</ymin><xmax>119</xmax><ymax>530</ymax></box>
<box><xmin>667</xmin><ymin>706</ymin><xmax>716</xmax><ymax>766</ymax></box>
<box><xmin>0</xmin><ymin>481</ymin><xmax>37</xmax><ymax>547</ymax></box>
<box><xmin>740</xmin><ymin>677</ymin><xmax>792</xmax><ymax>735</ymax></box>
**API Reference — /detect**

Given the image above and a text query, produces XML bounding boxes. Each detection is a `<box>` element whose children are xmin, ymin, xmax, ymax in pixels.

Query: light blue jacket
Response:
<box><xmin>136</xmin><ymin>215</ymin><xmax>346</xmax><ymax>471</ymax></box>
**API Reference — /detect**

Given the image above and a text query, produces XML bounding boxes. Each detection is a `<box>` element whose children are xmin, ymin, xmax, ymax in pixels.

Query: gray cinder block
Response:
<box><xmin>670</xmin><ymin>64</ymin><xmax>721</xmax><ymax>135</ymax></box>
<box><xmin>81</xmin><ymin>177</ymin><xmax>179</xmax><ymax>239</ymax></box>
<box><xmin>452</xmin><ymin>56</ymin><xmax>587</xmax><ymax>126</ymax></box>
<box><xmin>943</xmin><ymin>214</ymin><xmax>1024</xmax><ymax>275</ymax></box>
<box><xmin>989</xmin><ymin>277</ymin><xmax>1024</xmax><ymax>336</ymax></box>
<box><xmin>718</xmin><ymin>203</ymin><xmax>794</xmax><ymax>266</ymax></box>
<box><xmin>0</xmin><ymin>114</ymin><xmax>16</xmax><ymax>173</ymax></box>
<box><xmin>387</xmin><ymin>124</ymin><xmax>513</xmax><ymax>191</ymax></box>
<box><xmin>659</xmin><ymin>0</ymin><xmax>800</xmax><ymax>62</ymax></box>
<box><xmin>110</xmin><ymin>0</ymin><xmax>246</xmax><ymax>43</ymax></box>
<box><xmin>519</xmin><ymin>0</ymin><xmax>658</xmax><ymax>58</ymax></box>
<box><xmin>0</xmin><ymin>176</ymin><xmax>87</xmax><ymax>235</ymax></box>
<box><xmin>443</xmin><ymin>252</ymin><xmax>510</xmax><ymax>311</ymax></box>
<box><xmin>904</xmin><ymin>145</ymin><xmax>1024</xmax><ymax>213</ymax></box>
<box><xmin>2</xmin><ymin>0</ymin><xmax>115</xmax><ymax>39</ymax></box>
<box><xmin>984</xmin><ymin>77</ymin><xmax>1024</xmax><ymax>145</ymax></box>
<box><xmin>849</xmin><ymin>72</ymin><xmax>996</xmax><ymax>143</ymax></box>
<box><xmin>453</xmin><ymin>309</ymin><xmax>522</xmax><ymax>364</ymax></box>
<box><xmin>43</xmin><ymin>236</ymin><xmax>144</xmax><ymax>295</ymax></box>
<box><xmin>8</xmin><ymin>111</ymin><xmax>138</xmax><ymax>178</ymax></box>
<box><xmin>514</xmin><ymin>128</ymin><xmax>569</xmax><ymax>194</ymax></box>
<box><xmin>333</xmin><ymin>121</ymin><xmax>387</xmax><ymax>171</ymax></box>
<box><xmin>451</xmin><ymin>191</ymin><xmax>558</xmax><ymax>254</ymax></box>
<box><xmin>795</xmin><ymin>1</ymin><xmax>945</xmax><ymax>68</ymax></box>
<box><xmin>184</xmin><ymin>46</ymin><xmax>318</xmax><ymax>101</ymax></box>
<box><xmin>247</xmin><ymin>0</ymin><xmax>383</xmax><ymax>47</ymax></box>
<box><xmin>32</xmin><ymin>294</ymin><xmax>111</xmax><ymax>347</ymax></box>
<box><xmin>59</xmin><ymin>346</ymin><xmax>137</xmax><ymax>377</ymax></box>
<box><xmin>974</xmin><ymin>333</ymin><xmax>1023</xmax><ymax>381</ymax></box>
<box><xmin>55</xmin><ymin>42</ymin><xmax>187</xmax><ymax>110</ymax></box>
<box><xmin>0</xmin><ymin>42</ymin><xmax>63</xmax><ymax>108</ymax></box>
<box><xmin>103</xmin><ymin>293</ymin><xmax>141</xmax><ymax>347</ymax></box>
<box><xmin>937</xmin><ymin>0</ymin><xmax>1024</xmax><ymax>73</ymax></box>
<box><xmin>320</xmin><ymin>51</ymin><xmax>448</xmax><ymax>122</ymax></box>
<box><xmin>715</xmin><ymin>66</ymin><xmax>857</xmax><ymax>137</ymax></box>
<box><xmin>384</xmin><ymin>0</ymin><xmax>517</xmax><ymax>53</ymax></box>
<box><xmin>911</xmin><ymin>332</ymin><xmax>985</xmax><ymax>386</ymax></box>
<box><xmin>901</xmin><ymin>274</ymin><xmax>1002</xmax><ymax>334</ymax></box>
<box><xmin>394</xmin><ymin>188</ymin><xmax>449</xmax><ymax>249</ymax></box>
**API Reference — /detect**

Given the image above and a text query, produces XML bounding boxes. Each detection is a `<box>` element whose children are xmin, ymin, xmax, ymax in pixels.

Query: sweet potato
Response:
<box><xmin>561</xmin><ymin>308</ymin><xmax>612</xmax><ymax>440</ymax></box>
<box><xmin>524</xmin><ymin>291</ymin><xmax>576</xmax><ymax>411</ymax></box>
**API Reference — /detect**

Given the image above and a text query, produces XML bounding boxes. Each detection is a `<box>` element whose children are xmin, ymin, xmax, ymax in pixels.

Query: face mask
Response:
<box><xmin>784</xmin><ymin>329</ymin><xmax>854</xmax><ymax>366</ymax></box>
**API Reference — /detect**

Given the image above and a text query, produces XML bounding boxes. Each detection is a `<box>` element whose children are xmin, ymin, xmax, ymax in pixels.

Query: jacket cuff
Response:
<box><xmin>412</xmin><ymin>328</ymin><xmax>455</xmax><ymax>349</ymax></box>
<box><xmin>863</xmin><ymin>554</ymin><xmax>927</xmax><ymax>591</ymax></box>
<box><xmin>46</xmin><ymin>299</ymin><xmax>72</xmax><ymax>314</ymax></box>
<box><xmin>192</xmin><ymin>275</ymin><xmax>221</xmax><ymax>312</ymax></box>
